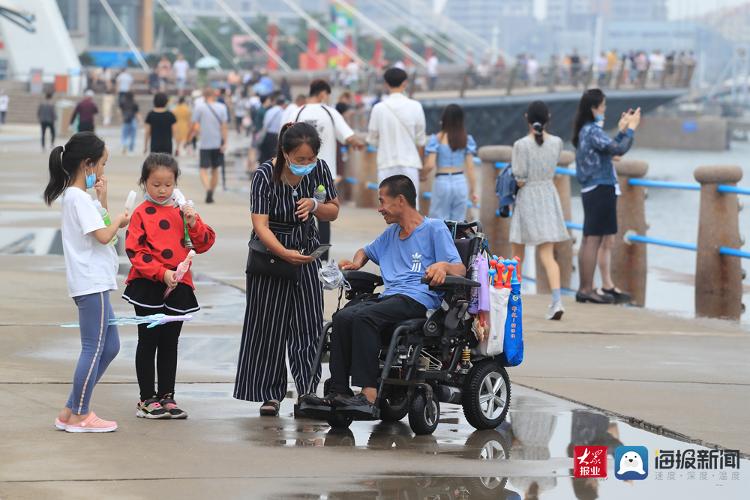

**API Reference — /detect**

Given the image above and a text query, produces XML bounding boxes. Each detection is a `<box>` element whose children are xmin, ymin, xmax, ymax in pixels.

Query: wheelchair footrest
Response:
<box><xmin>298</xmin><ymin>400</ymin><xmax>380</xmax><ymax>421</ymax></box>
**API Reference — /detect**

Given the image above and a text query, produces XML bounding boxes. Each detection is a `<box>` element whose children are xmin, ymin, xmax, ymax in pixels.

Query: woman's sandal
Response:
<box><xmin>260</xmin><ymin>399</ymin><xmax>280</xmax><ymax>416</ymax></box>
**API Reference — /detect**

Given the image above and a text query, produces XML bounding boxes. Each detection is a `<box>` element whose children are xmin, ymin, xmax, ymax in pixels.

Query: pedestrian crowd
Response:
<box><xmin>41</xmin><ymin>51</ymin><xmax>646</xmax><ymax>430</ymax></box>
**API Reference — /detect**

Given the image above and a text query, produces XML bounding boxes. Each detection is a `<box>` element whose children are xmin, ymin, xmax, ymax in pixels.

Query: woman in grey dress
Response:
<box><xmin>510</xmin><ymin>101</ymin><xmax>569</xmax><ymax>320</ymax></box>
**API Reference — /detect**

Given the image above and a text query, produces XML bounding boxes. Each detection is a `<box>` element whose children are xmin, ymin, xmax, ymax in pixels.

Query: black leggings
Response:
<box><xmin>134</xmin><ymin>305</ymin><xmax>184</xmax><ymax>401</ymax></box>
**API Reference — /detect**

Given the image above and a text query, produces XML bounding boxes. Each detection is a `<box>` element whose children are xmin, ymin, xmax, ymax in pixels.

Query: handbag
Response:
<box><xmin>245</xmin><ymin>219</ymin><xmax>312</xmax><ymax>282</ymax></box>
<box><xmin>246</xmin><ymin>238</ymin><xmax>300</xmax><ymax>281</ymax></box>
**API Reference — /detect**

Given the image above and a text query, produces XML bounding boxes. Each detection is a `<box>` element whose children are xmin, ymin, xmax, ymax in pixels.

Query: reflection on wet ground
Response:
<box><xmin>205</xmin><ymin>384</ymin><xmax>748</xmax><ymax>499</ymax></box>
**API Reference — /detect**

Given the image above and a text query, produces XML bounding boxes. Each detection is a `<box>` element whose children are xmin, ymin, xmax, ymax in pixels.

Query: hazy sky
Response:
<box><xmin>533</xmin><ymin>0</ymin><xmax>750</xmax><ymax>20</ymax></box>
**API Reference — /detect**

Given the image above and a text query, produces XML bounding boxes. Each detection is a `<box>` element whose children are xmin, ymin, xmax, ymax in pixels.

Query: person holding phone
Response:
<box><xmin>572</xmin><ymin>89</ymin><xmax>640</xmax><ymax>304</ymax></box>
<box><xmin>234</xmin><ymin>122</ymin><xmax>340</xmax><ymax>417</ymax></box>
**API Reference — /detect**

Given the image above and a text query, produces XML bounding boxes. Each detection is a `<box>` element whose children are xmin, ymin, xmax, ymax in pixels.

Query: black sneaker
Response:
<box><xmin>159</xmin><ymin>395</ymin><xmax>188</xmax><ymax>419</ymax></box>
<box><xmin>299</xmin><ymin>393</ymin><xmax>332</xmax><ymax>407</ymax></box>
<box><xmin>136</xmin><ymin>398</ymin><xmax>171</xmax><ymax>419</ymax></box>
<box><xmin>333</xmin><ymin>393</ymin><xmax>375</xmax><ymax>410</ymax></box>
<box><xmin>205</xmin><ymin>190</ymin><xmax>214</xmax><ymax>204</ymax></box>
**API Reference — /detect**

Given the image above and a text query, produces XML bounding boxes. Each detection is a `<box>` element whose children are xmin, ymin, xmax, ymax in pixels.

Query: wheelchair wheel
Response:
<box><xmin>462</xmin><ymin>360</ymin><xmax>511</xmax><ymax>430</ymax></box>
<box><xmin>379</xmin><ymin>386</ymin><xmax>409</xmax><ymax>422</ymax></box>
<box><xmin>327</xmin><ymin>412</ymin><xmax>353</xmax><ymax>429</ymax></box>
<box><xmin>408</xmin><ymin>391</ymin><xmax>440</xmax><ymax>435</ymax></box>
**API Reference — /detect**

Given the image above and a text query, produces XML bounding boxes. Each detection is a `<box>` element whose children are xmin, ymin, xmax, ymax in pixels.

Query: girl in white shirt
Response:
<box><xmin>43</xmin><ymin>132</ymin><xmax>130</xmax><ymax>433</ymax></box>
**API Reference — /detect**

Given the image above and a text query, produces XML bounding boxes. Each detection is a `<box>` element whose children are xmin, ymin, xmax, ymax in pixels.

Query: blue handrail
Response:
<box><xmin>719</xmin><ymin>247</ymin><xmax>750</xmax><ymax>259</ymax></box>
<box><xmin>565</xmin><ymin>221</ymin><xmax>583</xmax><ymax>231</ymax></box>
<box><xmin>717</xmin><ymin>185</ymin><xmax>750</xmax><ymax>196</ymax></box>
<box><xmin>366</xmin><ymin>182</ymin><xmax>379</xmax><ymax>190</ymax></box>
<box><xmin>344</xmin><ymin>177</ymin><xmax>358</xmax><ymax>185</ymax></box>
<box><xmin>627</xmin><ymin>178</ymin><xmax>701</xmax><ymax>191</ymax></box>
<box><xmin>495</xmin><ymin>161</ymin><xmax>509</xmax><ymax>169</ymax></box>
<box><xmin>626</xmin><ymin>234</ymin><xmax>698</xmax><ymax>251</ymax></box>
<box><xmin>556</xmin><ymin>167</ymin><xmax>576</xmax><ymax>176</ymax></box>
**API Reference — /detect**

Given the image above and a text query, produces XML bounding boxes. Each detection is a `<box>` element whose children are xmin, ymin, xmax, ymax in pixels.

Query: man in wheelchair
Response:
<box><xmin>317</xmin><ymin>175</ymin><xmax>466</xmax><ymax>412</ymax></box>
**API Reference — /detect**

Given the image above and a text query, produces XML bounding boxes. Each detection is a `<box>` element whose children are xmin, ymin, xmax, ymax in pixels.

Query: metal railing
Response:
<box><xmin>552</xmin><ymin>166</ymin><xmax>749</xmax><ymax>260</ymax></box>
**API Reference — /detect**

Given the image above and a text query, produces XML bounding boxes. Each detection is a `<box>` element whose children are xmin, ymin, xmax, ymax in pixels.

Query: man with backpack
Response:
<box><xmin>188</xmin><ymin>88</ymin><xmax>228</xmax><ymax>204</ymax></box>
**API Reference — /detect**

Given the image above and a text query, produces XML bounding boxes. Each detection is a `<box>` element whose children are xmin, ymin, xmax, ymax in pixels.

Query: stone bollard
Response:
<box><xmin>694</xmin><ymin>166</ymin><xmax>744</xmax><ymax>320</ymax></box>
<box><xmin>611</xmin><ymin>159</ymin><xmax>649</xmax><ymax>307</ymax></box>
<box><xmin>356</xmin><ymin>145</ymin><xmax>378</xmax><ymax>208</ymax></box>
<box><xmin>535</xmin><ymin>150</ymin><xmax>576</xmax><ymax>293</ymax></box>
<box><xmin>478</xmin><ymin>146</ymin><xmax>512</xmax><ymax>258</ymax></box>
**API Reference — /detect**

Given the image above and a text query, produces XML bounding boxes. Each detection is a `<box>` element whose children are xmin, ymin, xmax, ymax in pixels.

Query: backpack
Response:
<box><xmin>495</xmin><ymin>164</ymin><xmax>518</xmax><ymax>218</ymax></box>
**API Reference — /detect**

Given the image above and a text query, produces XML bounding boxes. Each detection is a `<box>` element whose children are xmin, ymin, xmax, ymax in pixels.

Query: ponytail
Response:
<box><xmin>526</xmin><ymin>100</ymin><xmax>550</xmax><ymax>147</ymax></box>
<box><xmin>532</xmin><ymin>122</ymin><xmax>544</xmax><ymax>145</ymax></box>
<box><xmin>271</xmin><ymin>121</ymin><xmax>321</xmax><ymax>184</ymax></box>
<box><xmin>43</xmin><ymin>132</ymin><xmax>106</xmax><ymax>205</ymax></box>
<box><xmin>44</xmin><ymin>146</ymin><xmax>69</xmax><ymax>205</ymax></box>
<box><xmin>272</xmin><ymin>122</ymin><xmax>295</xmax><ymax>184</ymax></box>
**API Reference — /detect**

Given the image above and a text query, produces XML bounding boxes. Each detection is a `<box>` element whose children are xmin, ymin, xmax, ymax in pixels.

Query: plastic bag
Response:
<box><xmin>318</xmin><ymin>260</ymin><xmax>350</xmax><ymax>291</ymax></box>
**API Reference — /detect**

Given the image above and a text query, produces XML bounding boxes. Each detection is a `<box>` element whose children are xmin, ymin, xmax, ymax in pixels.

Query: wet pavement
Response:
<box><xmin>1</xmin><ymin>128</ymin><xmax>749</xmax><ymax>499</ymax></box>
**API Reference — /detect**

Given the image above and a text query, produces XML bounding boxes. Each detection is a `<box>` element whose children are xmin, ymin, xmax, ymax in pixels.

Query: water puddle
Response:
<box><xmin>211</xmin><ymin>385</ymin><xmax>749</xmax><ymax>499</ymax></box>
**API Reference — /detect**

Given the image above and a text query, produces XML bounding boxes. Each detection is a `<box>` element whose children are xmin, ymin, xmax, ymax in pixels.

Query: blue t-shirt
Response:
<box><xmin>364</xmin><ymin>218</ymin><xmax>463</xmax><ymax>310</ymax></box>
<box><xmin>425</xmin><ymin>133</ymin><xmax>477</xmax><ymax>168</ymax></box>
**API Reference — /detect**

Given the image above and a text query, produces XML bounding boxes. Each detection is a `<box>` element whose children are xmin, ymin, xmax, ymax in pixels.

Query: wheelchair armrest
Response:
<box><xmin>343</xmin><ymin>270</ymin><xmax>384</xmax><ymax>287</ymax></box>
<box><xmin>393</xmin><ymin>318</ymin><xmax>427</xmax><ymax>333</ymax></box>
<box><xmin>421</xmin><ymin>275</ymin><xmax>480</xmax><ymax>292</ymax></box>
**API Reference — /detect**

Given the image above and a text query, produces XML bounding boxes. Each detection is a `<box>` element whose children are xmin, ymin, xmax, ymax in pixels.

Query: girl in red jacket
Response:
<box><xmin>123</xmin><ymin>153</ymin><xmax>215</xmax><ymax>419</ymax></box>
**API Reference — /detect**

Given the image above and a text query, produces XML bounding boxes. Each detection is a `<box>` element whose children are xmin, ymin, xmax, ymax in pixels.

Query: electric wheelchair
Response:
<box><xmin>298</xmin><ymin>221</ymin><xmax>512</xmax><ymax>435</ymax></box>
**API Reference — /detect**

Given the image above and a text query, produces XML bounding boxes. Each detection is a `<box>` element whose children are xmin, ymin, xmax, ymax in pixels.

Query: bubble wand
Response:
<box><xmin>165</xmin><ymin>250</ymin><xmax>195</xmax><ymax>298</ymax></box>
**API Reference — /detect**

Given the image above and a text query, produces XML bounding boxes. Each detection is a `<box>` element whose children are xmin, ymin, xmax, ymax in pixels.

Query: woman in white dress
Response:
<box><xmin>510</xmin><ymin>101</ymin><xmax>570</xmax><ymax>320</ymax></box>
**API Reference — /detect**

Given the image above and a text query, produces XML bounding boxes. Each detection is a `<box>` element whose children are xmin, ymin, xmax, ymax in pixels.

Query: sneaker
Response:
<box><xmin>205</xmin><ymin>190</ymin><xmax>214</xmax><ymax>204</ymax></box>
<box><xmin>136</xmin><ymin>398</ymin><xmax>171</xmax><ymax>419</ymax></box>
<box><xmin>64</xmin><ymin>412</ymin><xmax>117</xmax><ymax>433</ymax></box>
<box><xmin>546</xmin><ymin>302</ymin><xmax>565</xmax><ymax>320</ymax></box>
<box><xmin>159</xmin><ymin>396</ymin><xmax>188</xmax><ymax>419</ymax></box>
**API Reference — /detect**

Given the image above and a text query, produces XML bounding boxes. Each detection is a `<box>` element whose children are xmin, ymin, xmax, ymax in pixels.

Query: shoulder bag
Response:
<box><xmin>246</xmin><ymin>218</ymin><xmax>313</xmax><ymax>282</ymax></box>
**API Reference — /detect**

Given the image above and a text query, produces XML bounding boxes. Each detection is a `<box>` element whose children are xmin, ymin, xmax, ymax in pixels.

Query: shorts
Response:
<box><xmin>199</xmin><ymin>148</ymin><xmax>224</xmax><ymax>169</ymax></box>
<box><xmin>582</xmin><ymin>184</ymin><xmax>617</xmax><ymax>236</ymax></box>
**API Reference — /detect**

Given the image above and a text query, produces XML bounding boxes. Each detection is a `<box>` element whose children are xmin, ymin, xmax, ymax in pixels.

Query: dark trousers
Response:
<box><xmin>41</xmin><ymin>121</ymin><xmax>55</xmax><ymax>148</ymax></box>
<box><xmin>329</xmin><ymin>295</ymin><xmax>426</xmax><ymax>392</ymax></box>
<box><xmin>318</xmin><ymin>220</ymin><xmax>330</xmax><ymax>261</ymax></box>
<box><xmin>134</xmin><ymin>305</ymin><xmax>184</xmax><ymax>401</ymax></box>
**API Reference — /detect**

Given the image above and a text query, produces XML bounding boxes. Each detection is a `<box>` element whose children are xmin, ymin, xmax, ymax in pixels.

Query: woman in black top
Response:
<box><xmin>234</xmin><ymin>122</ymin><xmax>340</xmax><ymax>416</ymax></box>
<box><xmin>144</xmin><ymin>93</ymin><xmax>177</xmax><ymax>155</ymax></box>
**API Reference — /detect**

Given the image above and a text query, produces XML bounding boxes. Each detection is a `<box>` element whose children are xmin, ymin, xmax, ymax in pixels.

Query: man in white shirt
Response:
<box><xmin>173</xmin><ymin>53</ymin><xmax>190</xmax><ymax>95</ymax></box>
<box><xmin>427</xmin><ymin>55</ymin><xmax>439</xmax><ymax>90</ymax></box>
<box><xmin>649</xmin><ymin>50</ymin><xmax>665</xmax><ymax>86</ymax></box>
<box><xmin>281</xmin><ymin>94</ymin><xmax>307</xmax><ymax>126</ymax></box>
<box><xmin>294</xmin><ymin>80</ymin><xmax>365</xmax><ymax>257</ymax></box>
<box><xmin>367</xmin><ymin>67</ymin><xmax>426</xmax><ymax>205</ymax></box>
<box><xmin>116</xmin><ymin>69</ymin><xmax>133</xmax><ymax>105</ymax></box>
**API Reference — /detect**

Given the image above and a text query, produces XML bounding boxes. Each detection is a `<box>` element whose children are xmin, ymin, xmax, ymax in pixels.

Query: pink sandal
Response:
<box><xmin>64</xmin><ymin>412</ymin><xmax>118</xmax><ymax>433</ymax></box>
<box><xmin>54</xmin><ymin>417</ymin><xmax>67</xmax><ymax>430</ymax></box>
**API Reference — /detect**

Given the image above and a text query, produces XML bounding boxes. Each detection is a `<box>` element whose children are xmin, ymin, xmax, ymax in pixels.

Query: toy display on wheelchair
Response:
<box><xmin>299</xmin><ymin>220</ymin><xmax>524</xmax><ymax>435</ymax></box>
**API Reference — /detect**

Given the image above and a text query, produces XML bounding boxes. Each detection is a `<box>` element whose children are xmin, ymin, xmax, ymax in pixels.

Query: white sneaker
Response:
<box><xmin>546</xmin><ymin>302</ymin><xmax>564</xmax><ymax>320</ymax></box>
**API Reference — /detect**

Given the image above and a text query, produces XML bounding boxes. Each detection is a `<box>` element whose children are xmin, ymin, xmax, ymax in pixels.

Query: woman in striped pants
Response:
<box><xmin>234</xmin><ymin>122</ymin><xmax>339</xmax><ymax>416</ymax></box>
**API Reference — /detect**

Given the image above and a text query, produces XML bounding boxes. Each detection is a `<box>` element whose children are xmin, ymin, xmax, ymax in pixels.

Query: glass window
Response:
<box><xmin>88</xmin><ymin>0</ymin><xmax>139</xmax><ymax>48</ymax></box>
<box><xmin>56</xmin><ymin>0</ymin><xmax>79</xmax><ymax>31</ymax></box>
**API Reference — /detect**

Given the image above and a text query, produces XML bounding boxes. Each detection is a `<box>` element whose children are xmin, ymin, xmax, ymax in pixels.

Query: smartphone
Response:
<box><xmin>306</xmin><ymin>244</ymin><xmax>332</xmax><ymax>259</ymax></box>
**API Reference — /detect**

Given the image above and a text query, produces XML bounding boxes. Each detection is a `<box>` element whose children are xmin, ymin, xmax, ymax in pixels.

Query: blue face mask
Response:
<box><xmin>288</xmin><ymin>161</ymin><xmax>317</xmax><ymax>177</ymax></box>
<box><xmin>85</xmin><ymin>172</ymin><xmax>97</xmax><ymax>189</ymax></box>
